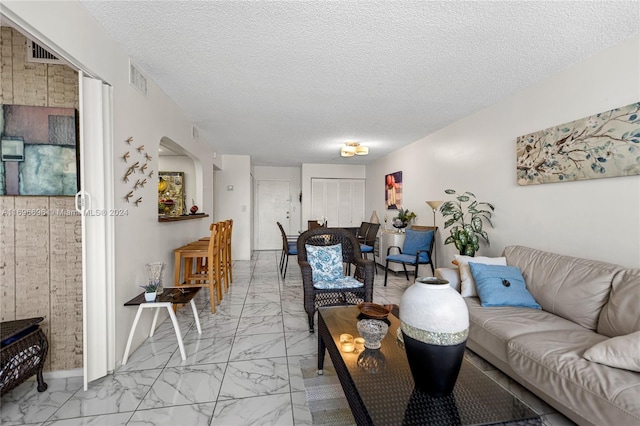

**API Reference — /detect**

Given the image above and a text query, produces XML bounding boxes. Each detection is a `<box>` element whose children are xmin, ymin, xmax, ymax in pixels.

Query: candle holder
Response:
<box><xmin>340</xmin><ymin>333</ymin><xmax>355</xmax><ymax>353</ymax></box>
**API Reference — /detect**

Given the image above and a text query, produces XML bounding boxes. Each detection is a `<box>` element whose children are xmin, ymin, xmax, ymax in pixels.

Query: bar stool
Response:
<box><xmin>173</xmin><ymin>223</ymin><xmax>222</xmax><ymax>313</ymax></box>
<box><xmin>224</xmin><ymin>219</ymin><xmax>233</xmax><ymax>288</ymax></box>
<box><xmin>214</xmin><ymin>220</ymin><xmax>228</xmax><ymax>294</ymax></box>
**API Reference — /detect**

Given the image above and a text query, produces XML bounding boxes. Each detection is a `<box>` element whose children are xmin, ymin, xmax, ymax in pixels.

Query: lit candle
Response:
<box><xmin>340</xmin><ymin>334</ymin><xmax>353</xmax><ymax>343</ymax></box>
<box><xmin>354</xmin><ymin>337</ymin><xmax>365</xmax><ymax>352</ymax></box>
<box><xmin>340</xmin><ymin>334</ymin><xmax>354</xmax><ymax>352</ymax></box>
<box><xmin>341</xmin><ymin>341</ymin><xmax>355</xmax><ymax>353</ymax></box>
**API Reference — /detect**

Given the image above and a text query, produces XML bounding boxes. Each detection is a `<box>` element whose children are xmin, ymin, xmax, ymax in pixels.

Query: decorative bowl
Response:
<box><xmin>392</xmin><ymin>221</ymin><xmax>408</xmax><ymax>229</ymax></box>
<box><xmin>357</xmin><ymin>302</ymin><xmax>391</xmax><ymax>320</ymax></box>
<box><xmin>357</xmin><ymin>319</ymin><xmax>389</xmax><ymax>349</ymax></box>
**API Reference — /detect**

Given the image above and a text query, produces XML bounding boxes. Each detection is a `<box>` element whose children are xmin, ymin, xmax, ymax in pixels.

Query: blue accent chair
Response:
<box><xmin>384</xmin><ymin>226</ymin><xmax>436</xmax><ymax>286</ymax></box>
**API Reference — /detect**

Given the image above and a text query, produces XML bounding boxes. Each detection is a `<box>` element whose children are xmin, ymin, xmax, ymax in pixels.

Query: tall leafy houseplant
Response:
<box><xmin>439</xmin><ymin>189</ymin><xmax>494</xmax><ymax>256</ymax></box>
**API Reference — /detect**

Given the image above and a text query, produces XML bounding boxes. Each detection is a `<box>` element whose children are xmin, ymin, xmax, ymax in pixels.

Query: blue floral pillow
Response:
<box><xmin>468</xmin><ymin>262</ymin><xmax>541</xmax><ymax>309</ymax></box>
<box><xmin>306</xmin><ymin>244</ymin><xmax>344</xmax><ymax>282</ymax></box>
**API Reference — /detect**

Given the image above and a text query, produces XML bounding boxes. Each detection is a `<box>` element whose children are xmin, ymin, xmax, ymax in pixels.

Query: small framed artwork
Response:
<box><xmin>158</xmin><ymin>171</ymin><xmax>185</xmax><ymax>216</ymax></box>
<box><xmin>385</xmin><ymin>171</ymin><xmax>402</xmax><ymax>210</ymax></box>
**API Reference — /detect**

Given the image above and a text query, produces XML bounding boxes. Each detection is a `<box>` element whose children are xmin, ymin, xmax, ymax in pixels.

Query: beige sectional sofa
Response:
<box><xmin>436</xmin><ymin>245</ymin><xmax>640</xmax><ymax>426</ymax></box>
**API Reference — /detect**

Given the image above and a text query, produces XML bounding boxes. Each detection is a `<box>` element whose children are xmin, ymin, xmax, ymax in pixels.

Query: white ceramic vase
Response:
<box><xmin>399</xmin><ymin>276</ymin><xmax>469</xmax><ymax>396</ymax></box>
<box><xmin>144</xmin><ymin>291</ymin><xmax>157</xmax><ymax>302</ymax></box>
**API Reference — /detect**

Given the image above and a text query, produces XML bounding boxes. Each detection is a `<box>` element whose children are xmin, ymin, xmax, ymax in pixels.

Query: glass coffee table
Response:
<box><xmin>317</xmin><ymin>306</ymin><xmax>541</xmax><ymax>425</ymax></box>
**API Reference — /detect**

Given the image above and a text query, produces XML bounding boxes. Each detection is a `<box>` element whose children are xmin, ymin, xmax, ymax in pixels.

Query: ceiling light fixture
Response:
<box><xmin>341</xmin><ymin>142</ymin><xmax>369</xmax><ymax>157</ymax></box>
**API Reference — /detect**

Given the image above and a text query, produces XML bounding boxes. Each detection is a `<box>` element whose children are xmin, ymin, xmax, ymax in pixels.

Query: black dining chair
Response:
<box><xmin>355</xmin><ymin>221</ymin><xmax>371</xmax><ymax>244</ymax></box>
<box><xmin>277</xmin><ymin>222</ymin><xmax>298</xmax><ymax>279</ymax></box>
<box><xmin>360</xmin><ymin>222</ymin><xmax>380</xmax><ymax>274</ymax></box>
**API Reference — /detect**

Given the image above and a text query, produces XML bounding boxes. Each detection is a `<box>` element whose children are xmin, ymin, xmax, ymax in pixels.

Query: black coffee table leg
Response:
<box><xmin>317</xmin><ymin>314</ymin><xmax>327</xmax><ymax>375</ymax></box>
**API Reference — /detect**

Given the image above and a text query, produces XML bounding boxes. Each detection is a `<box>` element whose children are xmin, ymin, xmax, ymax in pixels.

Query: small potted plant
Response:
<box><xmin>393</xmin><ymin>208</ymin><xmax>417</xmax><ymax>230</ymax></box>
<box><xmin>141</xmin><ymin>282</ymin><xmax>158</xmax><ymax>302</ymax></box>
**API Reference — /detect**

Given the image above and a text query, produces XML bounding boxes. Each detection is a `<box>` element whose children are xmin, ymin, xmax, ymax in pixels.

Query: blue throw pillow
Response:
<box><xmin>468</xmin><ymin>262</ymin><xmax>541</xmax><ymax>309</ymax></box>
<box><xmin>402</xmin><ymin>229</ymin><xmax>434</xmax><ymax>261</ymax></box>
<box><xmin>305</xmin><ymin>244</ymin><xmax>344</xmax><ymax>282</ymax></box>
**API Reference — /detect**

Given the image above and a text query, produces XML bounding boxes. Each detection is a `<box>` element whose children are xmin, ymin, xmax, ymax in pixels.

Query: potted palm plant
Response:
<box><xmin>439</xmin><ymin>189</ymin><xmax>494</xmax><ymax>256</ymax></box>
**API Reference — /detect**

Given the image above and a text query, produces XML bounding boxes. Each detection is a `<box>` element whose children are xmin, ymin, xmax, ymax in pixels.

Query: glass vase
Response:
<box><xmin>145</xmin><ymin>262</ymin><xmax>165</xmax><ymax>295</ymax></box>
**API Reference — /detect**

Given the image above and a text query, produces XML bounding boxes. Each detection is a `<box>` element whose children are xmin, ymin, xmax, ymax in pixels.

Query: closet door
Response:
<box><xmin>310</xmin><ymin>178</ymin><xmax>365</xmax><ymax>228</ymax></box>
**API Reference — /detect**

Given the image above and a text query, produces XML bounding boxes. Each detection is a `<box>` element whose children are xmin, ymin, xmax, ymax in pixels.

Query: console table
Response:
<box><xmin>317</xmin><ymin>306</ymin><xmax>541</xmax><ymax>425</ymax></box>
<box><xmin>123</xmin><ymin>287</ymin><xmax>202</xmax><ymax>364</ymax></box>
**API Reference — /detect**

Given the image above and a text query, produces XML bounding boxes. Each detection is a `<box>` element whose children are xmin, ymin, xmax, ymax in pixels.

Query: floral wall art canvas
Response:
<box><xmin>517</xmin><ymin>102</ymin><xmax>640</xmax><ymax>185</ymax></box>
<box><xmin>385</xmin><ymin>171</ymin><xmax>402</xmax><ymax>210</ymax></box>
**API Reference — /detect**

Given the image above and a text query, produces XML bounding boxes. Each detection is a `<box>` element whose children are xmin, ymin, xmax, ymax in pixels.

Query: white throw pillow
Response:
<box><xmin>584</xmin><ymin>331</ymin><xmax>640</xmax><ymax>372</ymax></box>
<box><xmin>454</xmin><ymin>255</ymin><xmax>507</xmax><ymax>297</ymax></box>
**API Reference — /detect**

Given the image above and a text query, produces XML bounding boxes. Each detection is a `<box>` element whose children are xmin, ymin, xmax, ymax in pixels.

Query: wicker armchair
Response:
<box><xmin>297</xmin><ymin>227</ymin><xmax>374</xmax><ymax>332</ymax></box>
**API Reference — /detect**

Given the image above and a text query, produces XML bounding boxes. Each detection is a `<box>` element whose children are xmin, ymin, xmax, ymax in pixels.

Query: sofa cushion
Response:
<box><xmin>597</xmin><ymin>268</ymin><xmax>640</xmax><ymax>338</ymax></box>
<box><xmin>465</xmin><ymin>297</ymin><xmax>586</xmax><ymax>363</ymax></box>
<box><xmin>583</xmin><ymin>330</ymin><xmax>640</xmax><ymax>372</ymax></box>
<box><xmin>454</xmin><ymin>254</ymin><xmax>507</xmax><ymax>297</ymax></box>
<box><xmin>469</xmin><ymin>263</ymin><xmax>540</xmax><ymax>309</ymax></box>
<box><xmin>503</xmin><ymin>246</ymin><xmax>622</xmax><ymax>330</ymax></box>
<box><xmin>508</xmin><ymin>329</ymin><xmax>640</xmax><ymax>426</ymax></box>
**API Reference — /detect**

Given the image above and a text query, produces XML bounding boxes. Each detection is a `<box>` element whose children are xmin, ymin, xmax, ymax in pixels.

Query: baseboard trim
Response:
<box><xmin>43</xmin><ymin>368</ymin><xmax>83</xmax><ymax>379</ymax></box>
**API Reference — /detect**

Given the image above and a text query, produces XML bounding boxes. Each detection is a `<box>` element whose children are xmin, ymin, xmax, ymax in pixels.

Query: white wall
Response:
<box><xmin>215</xmin><ymin>155</ymin><xmax>251</xmax><ymax>260</ymax></box>
<box><xmin>3</xmin><ymin>1</ymin><xmax>221</xmax><ymax>367</ymax></box>
<box><xmin>252</xmin><ymin>165</ymin><xmax>302</xmax><ymax>238</ymax></box>
<box><xmin>301</xmin><ymin>163</ymin><xmax>366</xmax><ymax>223</ymax></box>
<box><xmin>367</xmin><ymin>35</ymin><xmax>640</xmax><ymax>269</ymax></box>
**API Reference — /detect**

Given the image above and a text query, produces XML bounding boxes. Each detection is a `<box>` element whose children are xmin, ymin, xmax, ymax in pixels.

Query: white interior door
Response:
<box><xmin>79</xmin><ymin>73</ymin><xmax>115</xmax><ymax>388</ymax></box>
<box><xmin>257</xmin><ymin>180</ymin><xmax>292</xmax><ymax>249</ymax></box>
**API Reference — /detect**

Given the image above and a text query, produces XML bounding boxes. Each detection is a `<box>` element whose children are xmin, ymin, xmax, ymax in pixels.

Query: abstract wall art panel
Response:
<box><xmin>0</xmin><ymin>104</ymin><xmax>78</xmax><ymax>195</ymax></box>
<box><xmin>517</xmin><ymin>102</ymin><xmax>640</xmax><ymax>185</ymax></box>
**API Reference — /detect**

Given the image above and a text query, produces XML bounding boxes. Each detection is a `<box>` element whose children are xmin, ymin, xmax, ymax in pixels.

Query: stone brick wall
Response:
<box><xmin>0</xmin><ymin>26</ymin><xmax>82</xmax><ymax>371</ymax></box>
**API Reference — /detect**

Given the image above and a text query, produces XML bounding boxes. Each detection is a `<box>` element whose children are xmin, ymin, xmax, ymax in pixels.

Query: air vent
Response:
<box><xmin>27</xmin><ymin>40</ymin><xmax>63</xmax><ymax>64</ymax></box>
<box><xmin>129</xmin><ymin>61</ymin><xmax>148</xmax><ymax>96</ymax></box>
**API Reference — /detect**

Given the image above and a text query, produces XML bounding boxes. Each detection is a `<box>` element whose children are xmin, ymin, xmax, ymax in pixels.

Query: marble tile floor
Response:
<box><xmin>1</xmin><ymin>250</ymin><xmax>574</xmax><ymax>426</ymax></box>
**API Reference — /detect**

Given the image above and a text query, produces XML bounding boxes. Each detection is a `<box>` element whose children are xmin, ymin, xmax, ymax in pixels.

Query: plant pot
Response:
<box><xmin>399</xmin><ymin>276</ymin><xmax>469</xmax><ymax>396</ymax></box>
<box><xmin>144</xmin><ymin>291</ymin><xmax>157</xmax><ymax>302</ymax></box>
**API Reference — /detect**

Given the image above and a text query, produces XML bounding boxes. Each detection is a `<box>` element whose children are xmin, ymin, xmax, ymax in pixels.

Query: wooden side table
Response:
<box><xmin>0</xmin><ymin>317</ymin><xmax>48</xmax><ymax>396</ymax></box>
<box><xmin>122</xmin><ymin>287</ymin><xmax>202</xmax><ymax>364</ymax></box>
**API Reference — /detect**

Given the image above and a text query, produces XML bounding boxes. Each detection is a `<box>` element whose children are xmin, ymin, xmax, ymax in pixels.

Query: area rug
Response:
<box><xmin>300</xmin><ymin>358</ymin><xmax>356</xmax><ymax>426</ymax></box>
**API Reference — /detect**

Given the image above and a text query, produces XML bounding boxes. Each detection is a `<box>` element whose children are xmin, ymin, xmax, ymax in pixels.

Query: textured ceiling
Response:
<box><xmin>80</xmin><ymin>1</ymin><xmax>640</xmax><ymax>166</ymax></box>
